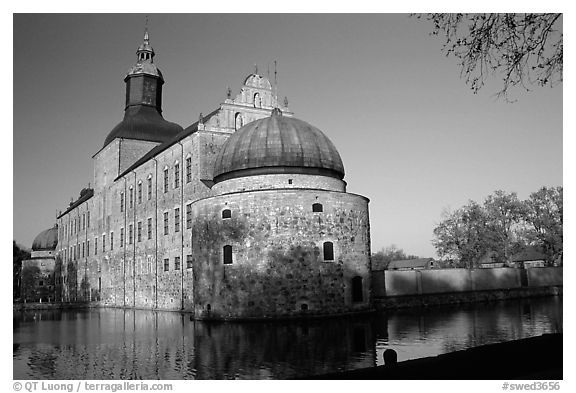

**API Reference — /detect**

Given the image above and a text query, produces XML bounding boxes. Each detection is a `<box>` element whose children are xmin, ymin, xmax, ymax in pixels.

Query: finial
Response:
<box><xmin>144</xmin><ymin>15</ymin><xmax>149</xmax><ymax>42</ymax></box>
<box><xmin>226</xmin><ymin>86</ymin><xmax>232</xmax><ymax>99</ymax></box>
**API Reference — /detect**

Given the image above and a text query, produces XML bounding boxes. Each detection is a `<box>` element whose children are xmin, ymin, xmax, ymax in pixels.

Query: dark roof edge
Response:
<box><xmin>114</xmin><ymin>108</ymin><xmax>220</xmax><ymax>181</ymax></box>
<box><xmin>57</xmin><ymin>189</ymin><xmax>94</xmax><ymax>219</ymax></box>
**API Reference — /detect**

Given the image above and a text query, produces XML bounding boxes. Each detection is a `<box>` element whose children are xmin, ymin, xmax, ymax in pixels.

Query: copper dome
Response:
<box><xmin>213</xmin><ymin>109</ymin><xmax>344</xmax><ymax>183</ymax></box>
<box><xmin>32</xmin><ymin>227</ymin><xmax>58</xmax><ymax>251</ymax></box>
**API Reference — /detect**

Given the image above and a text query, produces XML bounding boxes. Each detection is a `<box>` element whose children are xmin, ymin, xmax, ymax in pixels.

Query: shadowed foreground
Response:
<box><xmin>302</xmin><ymin>333</ymin><xmax>562</xmax><ymax>380</ymax></box>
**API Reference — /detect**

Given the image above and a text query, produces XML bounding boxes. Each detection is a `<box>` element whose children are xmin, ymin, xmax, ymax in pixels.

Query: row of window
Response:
<box><xmin>60</xmin><ymin>211</ymin><xmax>91</xmax><ymax>240</ymax></box>
<box><xmin>62</xmin><ymin>241</ymin><xmax>335</xmax><ymax>266</ymax></box>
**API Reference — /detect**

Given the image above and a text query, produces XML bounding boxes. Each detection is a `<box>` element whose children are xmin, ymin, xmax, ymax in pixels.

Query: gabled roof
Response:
<box><xmin>388</xmin><ymin>258</ymin><xmax>433</xmax><ymax>270</ymax></box>
<box><xmin>115</xmin><ymin>108</ymin><xmax>220</xmax><ymax>180</ymax></box>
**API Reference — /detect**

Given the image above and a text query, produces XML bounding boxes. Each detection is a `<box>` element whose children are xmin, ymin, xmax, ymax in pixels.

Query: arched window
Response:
<box><xmin>222</xmin><ymin>209</ymin><xmax>231</xmax><ymax>219</ymax></box>
<box><xmin>223</xmin><ymin>245</ymin><xmax>233</xmax><ymax>264</ymax></box>
<box><xmin>235</xmin><ymin>113</ymin><xmax>243</xmax><ymax>131</ymax></box>
<box><xmin>253</xmin><ymin>92</ymin><xmax>261</xmax><ymax>108</ymax></box>
<box><xmin>312</xmin><ymin>203</ymin><xmax>323</xmax><ymax>212</ymax></box>
<box><xmin>323</xmin><ymin>242</ymin><xmax>334</xmax><ymax>261</ymax></box>
<box><xmin>352</xmin><ymin>276</ymin><xmax>363</xmax><ymax>302</ymax></box>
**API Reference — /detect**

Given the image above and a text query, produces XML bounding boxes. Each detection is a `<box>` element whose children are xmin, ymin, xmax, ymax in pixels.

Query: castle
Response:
<box><xmin>25</xmin><ymin>30</ymin><xmax>372</xmax><ymax>319</ymax></box>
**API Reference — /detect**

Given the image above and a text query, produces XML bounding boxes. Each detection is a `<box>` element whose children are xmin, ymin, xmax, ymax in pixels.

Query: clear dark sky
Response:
<box><xmin>12</xmin><ymin>13</ymin><xmax>562</xmax><ymax>257</ymax></box>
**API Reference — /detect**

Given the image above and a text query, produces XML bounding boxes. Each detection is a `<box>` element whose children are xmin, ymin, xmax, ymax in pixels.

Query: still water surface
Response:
<box><xmin>13</xmin><ymin>296</ymin><xmax>562</xmax><ymax>379</ymax></box>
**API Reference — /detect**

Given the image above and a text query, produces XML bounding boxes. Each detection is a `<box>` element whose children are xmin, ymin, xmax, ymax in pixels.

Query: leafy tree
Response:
<box><xmin>13</xmin><ymin>241</ymin><xmax>30</xmax><ymax>300</ymax></box>
<box><xmin>372</xmin><ymin>244</ymin><xmax>419</xmax><ymax>270</ymax></box>
<box><xmin>432</xmin><ymin>201</ymin><xmax>494</xmax><ymax>268</ymax></box>
<box><xmin>483</xmin><ymin>190</ymin><xmax>527</xmax><ymax>263</ymax></box>
<box><xmin>416</xmin><ymin>13</ymin><xmax>562</xmax><ymax>100</ymax></box>
<box><xmin>524</xmin><ymin>186</ymin><xmax>563</xmax><ymax>265</ymax></box>
<box><xmin>21</xmin><ymin>265</ymin><xmax>40</xmax><ymax>302</ymax></box>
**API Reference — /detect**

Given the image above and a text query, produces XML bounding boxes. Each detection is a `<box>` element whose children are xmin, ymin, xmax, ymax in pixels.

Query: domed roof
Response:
<box><xmin>213</xmin><ymin>109</ymin><xmax>344</xmax><ymax>183</ymax></box>
<box><xmin>103</xmin><ymin>105</ymin><xmax>183</xmax><ymax>148</ymax></box>
<box><xmin>32</xmin><ymin>227</ymin><xmax>58</xmax><ymax>251</ymax></box>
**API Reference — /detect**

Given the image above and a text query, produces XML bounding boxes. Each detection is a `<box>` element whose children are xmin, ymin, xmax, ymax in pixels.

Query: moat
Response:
<box><xmin>13</xmin><ymin>296</ymin><xmax>562</xmax><ymax>379</ymax></box>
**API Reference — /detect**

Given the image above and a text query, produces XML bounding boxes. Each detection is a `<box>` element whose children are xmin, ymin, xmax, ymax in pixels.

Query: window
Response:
<box><xmin>288</xmin><ymin>179</ymin><xmax>293</xmax><ymax>185</ymax></box>
<box><xmin>95</xmin><ymin>237</ymin><xmax>98</xmax><ymax>255</ymax></box>
<box><xmin>82</xmin><ymin>213</ymin><xmax>86</xmax><ymax>230</ymax></box>
<box><xmin>110</xmin><ymin>232</ymin><xmax>114</xmax><ymax>250</ymax></box>
<box><xmin>138</xmin><ymin>182</ymin><xmax>142</xmax><ymax>204</ymax></box>
<box><xmin>186</xmin><ymin>157</ymin><xmax>192</xmax><ymax>183</ymax></box>
<box><xmin>186</xmin><ymin>254</ymin><xmax>193</xmax><ymax>269</ymax></box>
<box><xmin>235</xmin><ymin>113</ymin><xmax>243</xmax><ymax>130</ymax></box>
<box><xmin>120</xmin><ymin>192</ymin><xmax>124</xmax><ymax>212</ymax></box>
<box><xmin>87</xmin><ymin>240</ymin><xmax>90</xmax><ymax>257</ymax></box>
<box><xmin>102</xmin><ymin>234</ymin><xmax>106</xmax><ymax>252</ymax></box>
<box><xmin>312</xmin><ymin>203</ymin><xmax>323</xmax><ymax>213</ymax></box>
<box><xmin>129</xmin><ymin>225</ymin><xmax>133</xmax><ymax>245</ymax></box>
<box><xmin>87</xmin><ymin>211</ymin><xmax>90</xmax><ymax>228</ymax></box>
<box><xmin>137</xmin><ymin>221</ymin><xmax>142</xmax><ymax>242</ymax></box>
<box><xmin>147</xmin><ymin>177</ymin><xmax>152</xmax><ymax>200</ymax></box>
<box><xmin>223</xmin><ymin>245</ymin><xmax>233</xmax><ymax>264</ymax></box>
<box><xmin>186</xmin><ymin>203</ymin><xmax>192</xmax><ymax>229</ymax></box>
<box><xmin>147</xmin><ymin>218</ymin><xmax>152</xmax><ymax>240</ymax></box>
<box><xmin>82</xmin><ymin>242</ymin><xmax>85</xmax><ymax>258</ymax></box>
<box><xmin>129</xmin><ymin>187</ymin><xmax>133</xmax><ymax>209</ymax></box>
<box><xmin>163</xmin><ymin>212</ymin><xmax>169</xmax><ymax>235</ymax></box>
<box><xmin>323</xmin><ymin>242</ymin><xmax>334</xmax><ymax>261</ymax></box>
<box><xmin>222</xmin><ymin>209</ymin><xmax>231</xmax><ymax>219</ymax></box>
<box><xmin>352</xmin><ymin>276</ymin><xmax>363</xmax><ymax>302</ymax></box>
<box><xmin>175</xmin><ymin>256</ymin><xmax>180</xmax><ymax>270</ymax></box>
<box><xmin>174</xmin><ymin>208</ymin><xmax>180</xmax><ymax>232</ymax></box>
<box><xmin>174</xmin><ymin>163</ymin><xmax>180</xmax><ymax>189</ymax></box>
<box><xmin>120</xmin><ymin>228</ymin><xmax>124</xmax><ymax>247</ymax></box>
<box><xmin>164</xmin><ymin>258</ymin><xmax>169</xmax><ymax>272</ymax></box>
<box><xmin>163</xmin><ymin>169</ymin><xmax>169</xmax><ymax>193</ymax></box>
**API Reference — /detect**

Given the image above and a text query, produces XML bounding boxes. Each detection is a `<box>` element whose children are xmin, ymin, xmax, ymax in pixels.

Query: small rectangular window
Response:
<box><xmin>129</xmin><ymin>224</ymin><xmax>133</xmax><ymax>245</ymax></box>
<box><xmin>175</xmin><ymin>256</ymin><xmax>180</xmax><ymax>270</ymax></box>
<box><xmin>129</xmin><ymin>188</ymin><xmax>134</xmax><ymax>209</ymax></box>
<box><xmin>95</xmin><ymin>238</ymin><xmax>98</xmax><ymax>255</ymax></box>
<box><xmin>174</xmin><ymin>163</ymin><xmax>180</xmax><ymax>189</ymax></box>
<box><xmin>110</xmin><ymin>232</ymin><xmax>114</xmax><ymax>250</ymax></box>
<box><xmin>164</xmin><ymin>212</ymin><xmax>169</xmax><ymax>235</ymax></box>
<box><xmin>186</xmin><ymin>157</ymin><xmax>192</xmax><ymax>183</ymax></box>
<box><xmin>87</xmin><ymin>240</ymin><xmax>90</xmax><ymax>257</ymax></box>
<box><xmin>186</xmin><ymin>254</ymin><xmax>193</xmax><ymax>269</ymax></box>
<box><xmin>120</xmin><ymin>228</ymin><xmax>124</xmax><ymax>247</ymax></box>
<box><xmin>164</xmin><ymin>169</ymin><xmax>169</xmax><ymax>193</ymax></box>
<box><xmin>147</xmin><ymin>217</ymin><xmax>152</xmax><ymax>240</ymax></box>
<box><xmin>87</xmin><ymin>211</ymin><xmax>90</xmax><ymax>228</ymax></box>
<box><xmin>164</xmin><ymin>258</ymin><xmax>169</xmax><ymax>272</ymax></box>
<box><xmin>137</xmin><ymin>221</ymin><xmax>142</xmax><ymax>242</ymax></box>
<box><xmin>186</xmin><ymin>203</ymin><xmax>192</xmax><ymax>229</ymax></box>
<box><xmin>175</xmin><ymin>208</ymin><xmax>180</xmax><ymax>233</ymax></box>
<box><xmin>82</xmin><ymin>242</ymin><xmax>85</xmax><ymax>258</ymax></box>
<box><xmin>102</xmin><ymin>234</ymin><xmax>106</xmax><ymax>252</ymax></box>
<box><xmin>120</xmin><ymin>192</ymin><xmax>124</xmax><ymax>213</ymax></box>
<box><xmin>147</xmin><ymin>177</ymin><xmax>152</xmax><ymax>200</ymax></box>
<box><xmin>138</xmin><ymin>183</ymin><xmax>142</xmax><ymax>204</ymax></box>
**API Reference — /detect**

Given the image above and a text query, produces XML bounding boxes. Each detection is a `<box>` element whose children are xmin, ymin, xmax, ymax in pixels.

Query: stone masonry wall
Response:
<box><xmin>212</xmin><ymin>173</ymin><xmax>346</xmax><ymax>194</ymax></box>
<box><xmin>190</xmin><ymin>188</ymin><xmax>371</xmax><ymax>319</ymax></box>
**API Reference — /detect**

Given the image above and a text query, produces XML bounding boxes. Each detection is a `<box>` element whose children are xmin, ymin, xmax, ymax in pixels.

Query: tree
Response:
<box><xmin>432</xmin><ymin>201</ymin><xmax>494</xmax><ymax>268</ymax></box>
<box><xmin>416</xmin><ymin>13</ymin><xmax>562</xmax><ymax>100</ymax></box>
<box><xmin>13</xmin><ymin>241</ymin><xmax>30</xmax><ymax>301</ymax></box>
<box><xmin>483</xmin><ymin>190</ymin><xmax>527</xmax><ymax>263</ymax></box>
<box><xmin>372</xmin><ymin>245</ymin><xmax>418</xmax><ymax>270</ymax></box>
<box><xmin>523</xmin><ymin>186</ymin><xmax>563</xmax><ymax>265</ymax></box>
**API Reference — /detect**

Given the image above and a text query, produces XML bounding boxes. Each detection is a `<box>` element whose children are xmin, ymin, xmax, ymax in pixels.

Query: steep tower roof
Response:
<box><xmin>103</xmin><ymin>29</ymin><xmax>182</xmax><ymax>148</ymax></box>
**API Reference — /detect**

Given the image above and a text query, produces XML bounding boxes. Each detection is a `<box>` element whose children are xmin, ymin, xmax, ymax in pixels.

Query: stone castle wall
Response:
<box><xmin>189</xmin><ymin>188</ymin><xmax>371</xmax><ymax>319</ymax></box>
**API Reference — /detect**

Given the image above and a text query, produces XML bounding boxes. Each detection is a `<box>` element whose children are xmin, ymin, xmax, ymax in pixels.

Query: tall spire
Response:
<box><xmin>136</xmin><ymin>17</ymin><xmax>154</xmax><ymax>63</ymax></box>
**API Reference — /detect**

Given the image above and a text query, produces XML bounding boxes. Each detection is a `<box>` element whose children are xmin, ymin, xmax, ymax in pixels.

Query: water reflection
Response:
<box><xmin>13</xmin><ymin>296</ymin><xmax>562</xmax><ymax>379</ymax></box>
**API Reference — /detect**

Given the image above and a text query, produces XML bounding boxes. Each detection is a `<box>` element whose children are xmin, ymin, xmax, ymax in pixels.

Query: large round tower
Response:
<box><xmin>190</xmin><ymin>109</ymin><xmax>372</xmax><ymax>319</ymax></box>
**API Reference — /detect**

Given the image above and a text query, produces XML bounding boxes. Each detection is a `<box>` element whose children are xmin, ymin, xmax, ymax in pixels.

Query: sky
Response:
<box><xmin>12</xmin><ymin>13</ymin><xmax>563</xmax><ymax>258</ymax></box>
